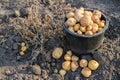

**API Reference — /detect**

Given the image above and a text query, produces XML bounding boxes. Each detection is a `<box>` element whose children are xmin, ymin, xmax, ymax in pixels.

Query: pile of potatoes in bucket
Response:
<box><xmin>65</xmin><ymin>7</ymin><xmax>105</xmax><ymax>35</ymax></box>
<box><xmin>52</xmin><ymin>47</ymin><xmax>99</xmax><ymax>78</ymax></box>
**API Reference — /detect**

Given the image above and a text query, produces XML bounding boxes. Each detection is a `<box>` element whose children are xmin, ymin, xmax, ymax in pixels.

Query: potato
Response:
<box><xmin>98</xmin><ymin>21</ymin><xmax>105</xmax><ymax>28</ymax></box>
<box><xmin>80</xmin><ymin>26</ymin><xmax>86</xmax><ymax>32</ymax></box>
<box><xmin>93</xmin><ymin>10</ymin><xmax>102</xmax><ymax>18</ymax></box>
<box><xmin>81</xmin><ymin>67</ymin><xmax>92</xmax><ymax>77</ymax></box>
<box><xmin>64</xmin><ymin>54</ymin><xmax>71</xmax><ymax>61</ymax></box>
<box><xmin>79</xmin><ymin>59</ymin><xmax>88</xmax><ymax>68</ymax></box>
<box><xmin>15</xmin><ymin>10</ymin><xmax>20</xmax><ymax>17</ymax></box>
<box><xmin>52</xmin><ymin>47</ymin><xmax>63</xmax><ymax>59</ymax></box>
<box><xmin>66</xmin><ymin>50</ymin><xmax>72</xmax><ymax>56</ymax></box>
<box><xmin>59</xmin><ymin>69</ymin><xmax>66</xmax><ymax>76</ymax></box>
<box><xmin>74</xmin><ymin>23</ymin><xmax>80</xmax><ymax>31</ymax></box>
<box><xmin>68</xmin><ymin>27</ymin><xmax>75</xmax><ymax>33</ymax></box>
<box><xmin>66</xmin><ymin>12</ymin><xmax>75</xmax><ymax>18</ymax></box>
<box><xmin>85</xmin><ymin>31</ymin><xmax>93</xmax><ymax>35</ymax></box>
<box><xmin>92</xmin><ymin>23</ymin><xmax>98</xmax><ymax>33</ymax></box>
<box><xmin>88</xmin><ymin>60</ymin><xmax>99</xmax><ymax>70</ymax></box>
<box><xmin>86</xmin><ymin>25</ymin><xmax>92</xmax><ymax>31</ymax></box>
<box><xmin>71</xmin><ymin>61</ymin><xmax>79</xmax><ymax>71</ymax></box>
<box><xmin>66</xmin><ymin>18</ymin><xmax>76</xmax><ymax>27</ymax></box>
<box><xmin>84</xmin><ymin>11</ymin><xmax>92</xmax><ymax>17</ymax></box>
<box><xmin>75</xmin><ymin>8</ymin><xmax>84</xmax><ymax>14</ymax></box>
<box><xmin>77</xmin><ymin>30</ymin><xmax>82</xmax><ymax>35</ymax></box>
<box><xmin>80</xmin><ymin>16</ymin><xmax>92</xmax><ymax>26</ymax></box>
<box><xmin>21</xmin><ymin>46</ymin><xmax>27</xmax><ymax>52</ymax></box>
<box><xmin>62</xmin><ymin>61</ymin><xmax>71</xmax><ymax>71</ymax></box>
<box><xmin>21</xmin><ymin>42</ymin><xmax>26</xmax><ymax>47</ymax></box>
<box><xmin>75</xmin><ymin>13</ymin><xmax>84</xmax><ymax>22</ymax></box>
<box><xmin>20</xmin><ymin>51</ymin><xmax>25</xmax><ymax>56</ymax></box>
<box><xmin>92</xmin><ymin>15</ymin><xmax>100</xmax><ymax>23</ymax></box>
<box><xmin>97</xmin><ymin>27</ymin><xmax>102</xmax><ymax>32</ymax></box>
<box><xmin>71</xmin><ymin>55</ymin><xmax>79</xmax><ymax>62</ymax></box>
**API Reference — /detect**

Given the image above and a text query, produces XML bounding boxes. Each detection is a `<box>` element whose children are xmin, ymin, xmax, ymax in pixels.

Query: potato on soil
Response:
<box><xmin>71</xmin><ymin>55</ymin><xmax>79</xmax><ymax>62</ymax></box>
<box><xmin>21</xmin><ymin>46</ymin><xmax>27</xmax><ymax>52</ymax></box>
<box><xmin>88</xmin><ymin>60</ymin><xmax>99</xmax><ymax>70</ymax></box>
<box><xmin>66</xmin><ymin>50</ymin><xmax>72</xmax><ymax>56</ymax></box>
<box><xmin>21</xmin><ymin>42</ymin><xmax>26</xmax><ymax>47</ymax></box>
<box><xmin>52</xmin><ymin>47</ymin><xmax>63</xmax><ymax>59</ymax></box>
<box><xmin>64</xmin><ymin>54</ymin><xmax>71</xmax><ymax>61</ymax></box>
<box><xmin>59</xmin><ymin>69</ymin><xmax>66</xmax><ymax>77</ymax></box>
<box><xmin>66</xmin><ymin>18</ymin><xmax>76</xmax><ymax>27</ymax></box>
<box><xmin>81</xmin><ymin>67</ymin><xmax>92</xmax><ymax>78</ymax></box>
<box><xmin>62</xmin><ymin>61</ymin><xmax>71</xmax><ymax>71</ymax></box>
<box><xmin>71</xmin><ymin>61</ymin><xmax>79</xmax><ymax>71</ymax></box>
<box><xmin>66</xmin><ymin>12</ymin><xmax>75</xmax><ymax>18</ymax></box>
<box><xmin>80</xmin><ymin>59</ymin><xmax>88</xmax><ymax>68</ymax></box>
<box><xmin>20</xmin><ymin>51</ymin><xmax>25</xmax><ymax>56</ymax></box>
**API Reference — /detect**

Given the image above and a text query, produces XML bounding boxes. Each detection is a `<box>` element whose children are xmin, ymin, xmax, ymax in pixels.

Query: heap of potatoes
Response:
<box><xmin>65</xmin><ymin>7</ymin><xmax>105</xmax><ymax>35</ymax></box>
<box><xmin>52</xmin><ymin>47</ymin><xmax>99</xmax><ymax>78</ymax></box>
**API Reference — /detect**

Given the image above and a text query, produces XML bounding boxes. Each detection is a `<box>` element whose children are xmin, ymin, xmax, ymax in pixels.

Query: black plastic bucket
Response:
<box><xmin>62</xmin><ymin>10</ymin><xmax>109</xmax><ymax>54</ymax></box>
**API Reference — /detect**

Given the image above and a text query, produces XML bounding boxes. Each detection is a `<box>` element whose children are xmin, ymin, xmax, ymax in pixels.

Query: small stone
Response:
<box><xmin>54</xmin><ymin>69</ymin><xmax>58</xmax><ymax>74</ymax></box>
<box><xmin>15</xmin><ymin>10</ymin><xmax>20</xmax><ymax>17</ymax></box>
<box><xmin>31</xmin><ymin>65</ymin><xmax>41</xmax><ymax>75</ymax></box>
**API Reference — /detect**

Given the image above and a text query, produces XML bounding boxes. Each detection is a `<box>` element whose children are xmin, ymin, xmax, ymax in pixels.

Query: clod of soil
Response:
<box><xmin>31</xmin><ymin>65</ymin><xmax>41</xmax><ymax>75</ymax></box>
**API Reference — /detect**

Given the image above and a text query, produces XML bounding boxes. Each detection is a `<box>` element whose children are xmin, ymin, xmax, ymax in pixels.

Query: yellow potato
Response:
<box><xmin>80</xmin><ymin>16</ymin><xmax>92</xmax><ymax>26</ymax></box>
<box><xmin>59</xmin><ymin>69</ymin><xmax>66</xmax><ymax>77</ymax></box>
<box><xmin>88</xmin><ymin>60</ymin><xmax>99</xmax><ymax>70</ymax></box>
<box><xmin>74</xmin><ymin>13</ymin><xmax>84</xmax><ymax>22</ymax></box>
<box><xmin>66</xmin><ymin>50</ymin><xmax>72</xmax><ymax>56</ymax></box>
<box><xmin>98</xmin><ymin>21</ymin><xmax>105</xmax><ymax>28</ymax></box>
<box><xmin>64</xmin><ymin>54</ymin><xmax>71</xmax><ymax>61</ymax></box>
<box><xmin>93</xmin><ymin>10</ymin><xmax>102</xmax><ymax>18</ymax></box>
<box><xmin>92</xmin><ymin>23</ymin><xmax>98</xmax><ymax>33</ymax></box>
<box><xmin>52</xmin><ymin>47</ymin><xmax>63</xmax><ymax>59</ymax></box>
<box><xmin>77</xmin><ymin>30</ymin><xmax>82</xmax><ymax>35</ymax></box>
<box><xmin>20</xmin><ymin>51</ymin><xmax>25</xmax><ymax>56</ymax></box>
<box><xmin>81</xmin><ymin>67</ymin><xmax>92</xmax><ymax>78</ymax></box>
<box><xmin>97</xmin><ymin>27</ymin><xmax>102</xmax><ymax>32</ymax></box>
<box><xmin>84</xmin><ymin>11</ymin><xmax>92</xmax><ymax>17</ymax></box>
<box><xmin>68</xmin><ymin>27</ymin><xmax>75</xmax><ymax>33</ymax></box>
<box><xmin>74</xmin><ymin>24</ymin><xmax>80</xmax><ymax>31</ymax></box>
<box><xmin>21</xmin><ymin>42</ymin><xmax>26</xmax><ymax>47</ymax></box>
<box><xmin>21</xmin><ymin>46</ymin><xmax>27</xmax><ymax>52</ymax></box>
<box><xmin>75</xmin><ymin>8</ymin><xmax>84</xmax><ymax>14</ymax></box>
<box><xmin>85</xmin><ymin>31</ymin><xmax>93</xmax><ymax>35</ymax></box>
<box><xmin>71</xmin><ymin>61</ymin><xmax>79</xmax><ymax>71</ymax></box>
<box><xmin>66</xmin><ymin>12</ymin><xmax>75</xmax><ymax>18</ymax></box>
<box><xmin>79</xmin><ymin>59</ymin><xmax>88</xmax><ymax>68</ymax></box>
<box><xmin>86</xmin><ymin>25</ymin><xmax>92</xmax><ymax>31</ymax></box>
<box><xmin>62</xmin><ymin>61</ymin><xmax>71</xmax><ymax>71</ymax></box>
<box><xmin>71</xmin><ymin>55</ymin><xmax>79</xmax><ymax>62</ymax></box>
<box><xmin>80</xmin><ymin>26</ymin><xmax>86</xmax><ymax>32</ymax></box>
<box><xmin>66</xmin><ymin>18</ymin><xmax>76</xmax><ymax>27</ymax></box>
<box><xmin>92</xmin><ymin>15</ymin><xmax>100</xmax><ymax>23</ymax></box>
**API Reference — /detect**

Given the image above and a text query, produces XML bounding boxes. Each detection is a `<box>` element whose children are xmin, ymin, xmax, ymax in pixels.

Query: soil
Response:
<box><xmin>0</xmin><ymin>0</ymin><xmax>120</xmax><ymax>80</ymax></box>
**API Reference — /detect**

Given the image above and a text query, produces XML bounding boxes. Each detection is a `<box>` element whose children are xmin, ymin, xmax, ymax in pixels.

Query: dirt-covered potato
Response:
<box><xmin>71</xmin><ymin>61</ymin><xmax>79</xmax><ymax>71</ymax></box>
<box><xmin>71</xmin><ymin>55</ymin><xmax>79</xmax><ymax>62</ymax></box>
<box><xmin>92</xmin><ymin>23</ymin><xmax>99</xmax><ymax>33</ymax></box>
<box><xmin>52</xmin><ymin>47</ymin><xmax>63</xmax><ymax>59</ymax></box>
<box><xmin>74</xmin><ymin>23</ymin><xmax>80</xmax><ymax>31</ymax></box>
<box><xmin>80</xmin><ymin>59</ymin><xmax>88</xmax><ymax>68</ymax></box>
<box><xmin>93</xmin><ymin>10</ymin><xmax>102</xmax><ymax>19</ymax></box>
<box><xmin>66</xmin><ymin>18</ymin><xmax>76</xmax><ymax>27</ymax></box>
<box><xmin>81</xmin><ymin>67</ymin><xmax>92</xmax><ymax>77</ymax></box>
<box><xmin>62</xmin><ymin>61</ymin><xmax>71</xmax><ymax>71</ymax></box>
<box><xmin>88</xmin><ymin>60</ymin><xmax>99</xmax><ymax>70</ymax></box>
<box><xmin>80</xmin><ymin>16</ymin><xmax>92</xmax><ymax>26</ymax></box>
<box><xmin>66</xmin><ymin>12</ymin><xmax>75</xmax><ymax>18</ymax></box>
<box><xmin>64</xmin><ymin>54</ymin><xmax>71</xmax><ymax>61</ymax></box>
<box><xmin>59</xmin><ymin>69</ymin><xmax>66</xmax><ymax>77</ymax></box>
